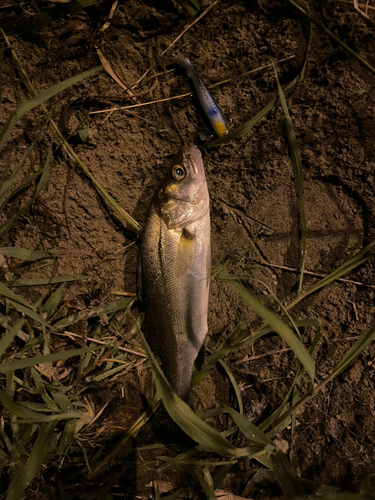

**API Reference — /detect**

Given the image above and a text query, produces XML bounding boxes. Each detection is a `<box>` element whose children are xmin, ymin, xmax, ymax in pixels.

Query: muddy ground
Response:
<box><xmin>1</xmin><ymin>0</ymin><xmax>375</xmax><ymax>498</ymax></box>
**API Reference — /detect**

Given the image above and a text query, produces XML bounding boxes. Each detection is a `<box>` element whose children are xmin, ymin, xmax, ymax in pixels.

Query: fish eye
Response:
<box><xmin>172</xmin><ymin>164</ymin><xmax>186</xmax><ymax>181</ymax></box>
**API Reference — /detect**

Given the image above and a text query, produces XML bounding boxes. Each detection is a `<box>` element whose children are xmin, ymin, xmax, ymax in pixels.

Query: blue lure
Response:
<box><xmin>176</xmin><ymin>57</ymin><xmax>229</xmax><ymax>138</ymax></box>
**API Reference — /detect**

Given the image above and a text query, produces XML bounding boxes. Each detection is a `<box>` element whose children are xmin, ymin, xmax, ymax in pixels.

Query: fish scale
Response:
<box><xmin>139</xmin><ymin>144</ymin><xmax>210</xmax><ymax>403</ymax></box>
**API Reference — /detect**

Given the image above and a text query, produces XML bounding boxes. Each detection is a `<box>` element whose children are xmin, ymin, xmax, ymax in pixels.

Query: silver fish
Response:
<box><xmin>139</xmin><ymin>144</ymin><xmax>210</xmax><ymax>402</ymax></box>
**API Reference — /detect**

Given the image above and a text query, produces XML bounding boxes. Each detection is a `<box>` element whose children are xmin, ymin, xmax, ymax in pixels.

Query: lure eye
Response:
<box><xmin>172</xmin><ymin>164</ymin><xmax>186</xmax><ymax>181</ymax></box>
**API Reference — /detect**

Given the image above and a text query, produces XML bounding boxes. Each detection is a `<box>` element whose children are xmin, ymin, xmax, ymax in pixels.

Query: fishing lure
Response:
<box><xmin>176</xmin><ymin>57</ymin><xmax>229</xmax><ymax>138</ymax></box>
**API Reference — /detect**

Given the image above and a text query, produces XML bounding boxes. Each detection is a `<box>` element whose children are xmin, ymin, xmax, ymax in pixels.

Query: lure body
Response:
<box><xmin>139</xmin><ymin>144</ymin><xmax>211</xmax><ymax>402</ymax></box>
<box><xmin>176</xmin><ymin>57</ymin><xmax>229</xmax><ymax>138</ymax></box>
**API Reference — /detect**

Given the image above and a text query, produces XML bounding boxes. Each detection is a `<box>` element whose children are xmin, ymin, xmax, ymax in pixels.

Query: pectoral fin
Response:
<box><xmin>173</xmin><ymin>227</ymin><xmax>195</xmax><ymax>277</ymax></box>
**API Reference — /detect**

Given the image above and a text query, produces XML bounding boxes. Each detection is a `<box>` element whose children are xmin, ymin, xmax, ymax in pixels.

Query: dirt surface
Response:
<box><xmin>1</xmin><ymin>0</ymin><xmax>375</xmax><ymax>498</ymax></box>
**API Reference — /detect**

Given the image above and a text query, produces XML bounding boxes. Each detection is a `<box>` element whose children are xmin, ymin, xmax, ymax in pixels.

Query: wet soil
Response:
<box><xmin>1</xmin><ymin>0</ymin><xmax>375</xmax><ymax>498</ymax></box>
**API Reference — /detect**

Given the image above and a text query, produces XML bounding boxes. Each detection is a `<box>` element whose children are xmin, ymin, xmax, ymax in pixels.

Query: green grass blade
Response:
<box><xmin>5</xmin><ymin>275</ymin><xmax>90</xmax><ymax>287</ymax></box>
<box><xmin>57</xmin><ymin>418</ymin><xmax>77</xmax><ymax>455</ymax></box>
<box><xmin>0</xmin><ymin>145</ymin><xmax>51</xmax><ymax>239</ymax></box>
<box><xmin>253</xmin><ymin>278</ymin><xmax>303</xmax><ymax>340</ymax></box>
<box><xmin>0</xmin><ymin>65</ymin><xmax>103</xmax><ymax>152</ymax></box>
<box><xmin>6</xmin><ymin>420</ymin><xmax>58</xmax><ymax>500</ymax></box>
<box><xmin>265</xmin><ymin>321</ymin><xmax>375</xmax><ymax>435</ymax></box>
<box><xmin>212</xmin><ymin>464</ymin><xmax>233</xmax><ymax>490</ymax></box>
<box><xmin>274</xmin><ymin>66</ymin><xmax>307</xmax><ymax>295</ymax></box>
<box><xmin>89</xmin><ymin>402</ymin><xmax>158</xmax><ymax>477</ymax></box>
<box><xmin>222</xmin><ymin>278</ymin><xmax>315</xmax><ymax>383</ymax></box>
<box><xmin>271</xmin><ymin>449</ymin><xmax>306</xmax><ymax>496</ymax></box>
<box><xmin>175</xmin><ymin>0</ymin><xmax>202</xmax><ymax>16</ymax></box>
<box><xmin>0</xmin><ymin>346</ymin><xmax>100</xmax><ymax>373</ymax></box>
<box><xmin>156</xmin><ymin>427</ymin><xmax>239</xmax><ymax>474</ymax></box>
<box><xmin>0</xmin><ymin>247</ymin><xmax>50</xmax><ymax>261</ymax></box>
<box><xmin>0</xmin><ymin>318</ymin><xmax>26</xmax><ymax>358</ymax></box>
<box><xmin>30</xmin><ymin>368</ymin><xmax>58</xmax><ymax>410</ymax></box>
<box><xmin>286</xmin><ymin>241</ymin><xmax>375</xmax><ymax>311</ymax></box>
<box><xmin>217</xmin><ymin>358</ymin><xmax>243</xmax><ymax>415</ymax></box>
<box><xmin>194</xmin><ymin>468</ymin><xmax>217</xmax><ymax>500</ymax></box>
<box><xmin>138</xmin><ymin>326</ymin><xmax>244</xmax><ymax>458</ymax></box>
<box><xmin>6</xmin><ymin>299</ymin><xmax>53</xmax><ymax>329</ymax></box>
<box><xmin>53</xmin><ymin>297</ymin><xmax>132</xmax><ymax>330</ymax></box>
<box><xmin>197</xmin><ymin>406</ymin><xmax>273</xmax><ymax>448</ymax></box>
<box><xmin>48</xmin><ymin>385</ymin><xmax>73</xmax><ymax>412</ymax></box>
<box><xmin>0</xmin><ymin>391</ymin><xmax>57</xmax><ymax>421</ymax></box>
<box><xmin>329</xmin><ymin>323</ymin><xmax>375</xmax><ymax>380</ymax></box>
<box><xmin>207</xmin><ymin>94</ymin><xmax>279</xmax><ymax>147</ymax></box>
<box><xmin>0</xmin><ymin>116</ymin><xmax>50</xmax><ymax>208</ymax></box>
<box><xmin>42</xmin><ymin>283</ymin><xmax>65</xmax><ymax>318</ymax></box>
<box><xmin>0</xmin><ymin>281</ymin><xmax>38</xmax><ymax>312</ymax></box>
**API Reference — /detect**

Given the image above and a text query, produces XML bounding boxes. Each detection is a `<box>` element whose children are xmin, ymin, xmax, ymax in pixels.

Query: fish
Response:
<box><xmin>175</xmin><ymin>57</ymin><xmax>229</xmax><ymax>138</ymax></box>
<box><xmin>138</xmin><ymin>144</ymin><xmax>211</xmax><ymax>403</ymax></box>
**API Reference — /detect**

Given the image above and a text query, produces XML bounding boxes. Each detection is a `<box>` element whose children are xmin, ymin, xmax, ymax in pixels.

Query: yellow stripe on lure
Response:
<box><xmin>175</xmin><ymin>57</ymin><xmax>229</xmax><ymax>138</ymax></box>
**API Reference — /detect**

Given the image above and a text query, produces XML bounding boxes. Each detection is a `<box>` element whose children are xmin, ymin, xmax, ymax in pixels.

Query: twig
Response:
<box><xmin>161</xmin><ymin>0</ymin><xmax>220</xmax><ymax>57</ymax></box>
<box><xmin>100</xmin><ymin>0</ymin><xmax>118</xmax><ymax>32</ymax></box>
<box><xmin>90</xmin><ymin>56</ymin><xmax>293</xmax><ymax>116</ymax></box>
<box><xmin>111</xmin><ymin>291</ymin><xmax>137</xmax><ymax>296</ymax></box>
<box><xmin>337</xmin><ymin>0</ymin><xmax>375</xmax><ymax>10</ymax></box>
<box><xmin>133</xmin><ymin>0</ymin><xmax>221</xmax><ymax>88</ymax></box>
<box><xmin>89</xmin><ymin>92</ymin><xmax>192</xmax><ymax>115</ymax></box>
<box><xmin>209</xmin><ymin>55</ymin><xmax>295</xmax><ymax>89</ymax></box>
<box><xmin>52</xmin><ymin>330</ymin><xmax>147</xmax><ymax>357</ymax></box>
<box><xmin>258</xmin><ymin>261</ymin><xmax>375</xmax><ymax>289</ymax></box>
<box><xmin>237</xmin><ymin>347</ymin><xmax>291</xmax><ymax>363</ymax></box>
<box><xmin>353</xmin><ymin>0</ymin><xmax>374</xmax><ymax>22</ymax></box>
<box><xmin>96</xmin><ymin>47</ymin><xmax>137</xmax><ymax>100</ymax></box>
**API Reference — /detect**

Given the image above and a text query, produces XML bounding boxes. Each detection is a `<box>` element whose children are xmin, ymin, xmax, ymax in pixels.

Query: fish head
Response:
<box><xmin>156</xmin><ymin>144</ymin><xmax>209</xmax><ymax>230</ymax></box>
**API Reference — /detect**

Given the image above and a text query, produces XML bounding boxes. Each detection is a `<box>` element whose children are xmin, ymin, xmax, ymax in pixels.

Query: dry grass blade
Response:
<box><xmin>161</xmin><ymin>0</ymin><xmax>217</xmax><ymax>55</ymax></box>
<box><xmin>286</xmin><ymin>0</ymin><xmax>375</xmax><ymax>76</ymax></box>
<box><xmin>0</xmin><ymin>59</ymin><xmax>102</xmax><ymax>151</ymax></box>
<box><xmin>274</xmin><ymin>66</ymin><xmax>307</xmax><ymax>295</ymax></box>
<box><xmin>96</xmin><ymin>48</ymin><xmax>136</xmax><ymax>99</ymax></box>
<box><xmin>0</xmin><ymin>248</ymin><xmax>50</xmax><ymax>261</ymax></box>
